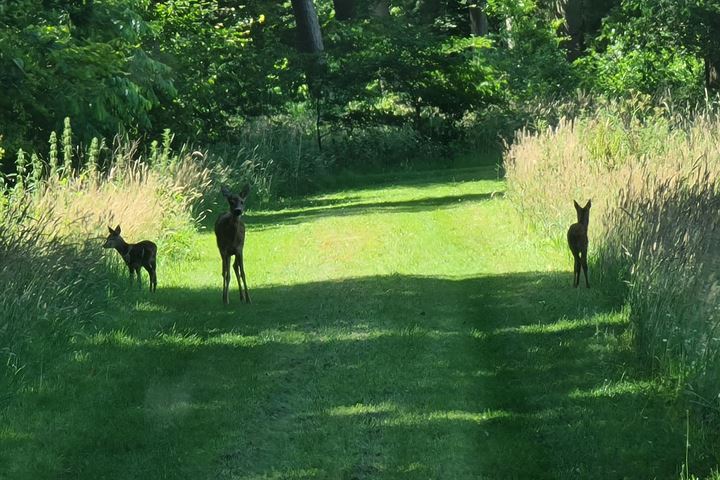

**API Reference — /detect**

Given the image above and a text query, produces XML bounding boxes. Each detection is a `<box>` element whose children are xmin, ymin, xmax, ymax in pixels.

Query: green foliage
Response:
<box><xmin>0</xmin><ymin>126</ymin><xmax>214</xmax><ymax>406</ymax></box>
<box><xmin>14</xmin><ymin>149</ymin><xmax>26</xmax><ymax>192</ymax></box>
<box><xmin>0</xmin><ymin>0</ymin><xmax>174</xmax><ymax>151</ymax></box>
<box><xmin>2</xmin><ymin>170</ymin><xmax>716</xmax><ymax>477</ymax></box>
<box><xmin>48</xmin><ymin>131</ymin><xmax>58</xmax><ymax>180</ymax></box>
<box><xmin>30</xmin><ymin>153</ymin><xmax>42</xmax><ymax>189</ymax></box>
<box><xmin>2</xmin><ymin>0</ymin><xmax>717</xmax><ymax>188</ymax></box>
<box><xmin>87</xmin><ymin>137</ymin><xmax>99</xmax><ymax>178</ymax></box>
<box><xmin>62</xmin><ymin>117</ymin><xmax>73</xmax><ymax>177</ymax></box>
<box><xmin>575</xmin><ymin>0</ymin><xmax>706</xmax><ymax>98</ymax></box>
<box><xmin>505</xmin><ymin>97</ymin><xmax>720</xmax><ymax>418</ymax></box>
<box><xmin>147</xmin><ymin>0</ymin><xmax>295</xmax><ymax>139</ymax></box>
<box><xmin>487</xmin><ymin>0</ymin><xmax>578</xmax><ymax>99</ymax></box>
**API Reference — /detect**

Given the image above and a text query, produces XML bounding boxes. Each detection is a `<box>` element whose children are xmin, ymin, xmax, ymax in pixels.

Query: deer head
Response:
<box><xmin>221</xmin><ymin>184</ymin><xmax>250</xmax><ymax>217</ymax></box>
<box><xmin>103</xmin><ymin>225</ymin><xmax>123</xmax><ymax>249</ymax></box>
<box><xmin>573</xmin><ymin>200</ymin><xmax>591</xmax><ymax>226</ymax></box>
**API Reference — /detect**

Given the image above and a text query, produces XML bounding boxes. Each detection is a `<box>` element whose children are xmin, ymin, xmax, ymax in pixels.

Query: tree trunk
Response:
<box><xmin>505</xmin><ymin>17</ymin><xmax>514</xmax><ymax>49</ymax></box>
<box><xmin>469</xmin><ymin>2</ymin><xmax>488</xmax><ymax>36</ymax></box>
<box><xmin>333</xmin><ymin>0</ymin><xmax>355</xmax><ymax>21</ymax></box>
<box><xmin>291</xmin><ymin>0</ymin><xmax>325</xmax><ymax>55</ymax></box>
<box><xmin>290</xmin><ymin>0</ymin><xmax>325</xmax><ymax>150</ymax></box>
<box><xmin>706</xmin><ymin>56</ymin><xmax>720</xmax><ymax>91</ymax></box>
<box><xmin>556</xmin><ymin>0</ymin><xmax>619</xmax><ymax>62</ymax></box>
<box><xmin>371</xmin><ymin>0</ymin><xmax>390</xmax><ymax>18</ymax></box>
<box><xmin>559</xmin><ymin>0</ymin><xmax>584</xmax><ymax>61</ymax></box>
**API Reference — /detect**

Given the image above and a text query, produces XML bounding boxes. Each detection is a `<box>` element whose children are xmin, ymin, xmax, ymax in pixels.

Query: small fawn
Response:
<box><xmin>215</xmin><ymin>184</ymin><xmax>251</xmax><ymax>304</ymax></box>
<box><xmin>567</xmin><ymin>200</ymin><xmax>591</xmax><ymax>288</ymax></box>
<box><xmin>103</xmin><ymin>225</ymin><xmax>158</xmax><ymax>292</ymax></box>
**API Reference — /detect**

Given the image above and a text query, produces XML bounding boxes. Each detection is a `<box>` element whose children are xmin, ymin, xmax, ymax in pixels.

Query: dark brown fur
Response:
<box><xmin>567</xmin><ymin>200</ymin><xmax>591</xmax><ymax>288</ymax></box>
<box><xmin>103</xmin><ymin>225</ymin><xmax>157</xmax><ymax>292</ymax></box>
<box><xmin>215</xmin><ymin>184</ymin><xmax>251</xmax><ymax>304</ymax></box>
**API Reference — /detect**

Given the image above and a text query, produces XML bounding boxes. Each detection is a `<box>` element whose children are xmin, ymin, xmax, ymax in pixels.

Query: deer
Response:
<box><xmin>102</xmin><ymin>225</ymin><xmax>158</xmax><ymax>292</ymax></box>
<box><xmin>567</xmin><ymin>200</ymin><xmax>591</xmax><ymax>288</ymax></box>
<box><xmin>215</xmin><ymin>184</ymin><xmax>251</xmax><ymax>304</ymax></box>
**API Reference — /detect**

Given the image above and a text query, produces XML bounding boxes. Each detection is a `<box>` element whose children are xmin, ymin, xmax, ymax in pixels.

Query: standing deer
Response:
<box><xmin>215</xmin><ymin>184</ymin><xmax>251</xmax><ymax>304</ymax></box>
<box><xmin>103</xmin><ymin>225</ymin><xmax>157</xmax><ymax>292</ymax></box>
<box><xmin>567</xmin><ymin>200</ymin><xmax>591</xmax><ymax>288</ymax></box>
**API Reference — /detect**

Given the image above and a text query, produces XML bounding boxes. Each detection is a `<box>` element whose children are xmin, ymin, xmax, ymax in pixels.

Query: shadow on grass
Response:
<box><xmin>200</xmin><ymin>165</ymin><xmax>502</xmax><ymax>231</ymax></box>
<box><xmin>9</xmin><ymin>271</ymin><xmax>710</xmax><ymax>479</ymax></box>
<box><xmin>247</xmin><ymin>192</ymin><xmax>502</xmax><ymax>229</ymax></box>
<box><xmin>273</xmin><ymin>164</ymin><xmax>502</xmax><ymax>204</ymax></box>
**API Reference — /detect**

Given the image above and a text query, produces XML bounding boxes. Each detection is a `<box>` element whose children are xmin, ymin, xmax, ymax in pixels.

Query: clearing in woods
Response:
<box><xmin>1</xmin><ymin>166</ymin><xmax>698</xmax><ymax>478</ymax></box>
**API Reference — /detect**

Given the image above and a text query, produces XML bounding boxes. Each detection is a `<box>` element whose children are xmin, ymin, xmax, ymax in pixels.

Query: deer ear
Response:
<box><xmin>585</xmin><ymin>200</ymin><xmax>592</xmax><ymax>209</ymax></box>
<box><xmin>220</xmin><ymin>185</ymin><xmax>231</xmax><ymax>198</ymax></box>
<box><xmin>240</xmin><ymin>183</ymin><xmax>250</xmax><ymax>198</ymax></box>
<box><xmin>108</xmin><ymin>226</ymin><xmax>115</xmax><ymax>234</ymax></box>
<box><xmin>573</xmin><ymin>200</ymin><xmax>581</xmax><ymax>210</ymax></box>
<box><xmin>115</xmin><ymin>225</ymin><xmax>121</xmax><ymax>234</ymax></box>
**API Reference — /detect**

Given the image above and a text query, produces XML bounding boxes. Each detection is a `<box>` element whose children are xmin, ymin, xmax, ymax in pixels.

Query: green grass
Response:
<box><xmin>1</xmin><ymin>166</ymin><xmax>716</xmax><ymax>478</ymax></box>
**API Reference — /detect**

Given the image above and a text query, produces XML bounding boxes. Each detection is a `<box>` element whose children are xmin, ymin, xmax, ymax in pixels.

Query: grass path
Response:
<box><xmin>1</xmin><ymin>166</ymin><xmax>706</xmax><ymax>478</ymax></box>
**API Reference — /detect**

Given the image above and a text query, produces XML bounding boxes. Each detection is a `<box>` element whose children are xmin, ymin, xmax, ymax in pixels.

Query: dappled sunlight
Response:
<box><xmin>133</xmin><ymin>301</ymin><xmax>171</xmax><ymax>313</ymax></box>
<box><xmin>569</xmin><ymin>380</ymin><xmax>656</xmax><ymax>399</ymax></box>
<box><xmin>88</xmin><ymin>330</ymin><xmax>143</xmax><ymax>348</ymax></box>
<box><xmin>236</xmin><ymin>468</ymin><xmax>322</xmax><ymax>480</ymax></box>
<box><xmin>326</xmin><ymin>402</ymin><xmax>510</xmax><ymax>426</ymax></box>
<box><xmin>248</xmin><ymin>191</ymin><xmax>502</xmax><ymax>229</ymax></box>
<box><xmin>256</xmin><ymin>166</ymin><xmax>503</xmax><ymax>214</ymax></box>
<box><xmin>0</xmin><ymin>429</ymin><xmax>32</xmax><ymax>442</ymax></box>
<box><xmin>4</xmin><ymin>170</ymin><xmax>703</xmax><ymax>479</ymax></box>
<box><xmin>327</xmin><ymin>402</ymin><xmax>398</xmax><ymax>417</ymax></box>
<box><xmin>84</xmin><ymin>322</ymin><xmax>466</xmax><ymax>351</ymax></box>
<box><xmin>389</xmin><ymin>408</ymin><xmax>511</xmax><ymax>427</ymax></box>
<box><xmin>492</xmin><ymin>313</ymin><xmax>625</xmax><ymax>336</ymax></box>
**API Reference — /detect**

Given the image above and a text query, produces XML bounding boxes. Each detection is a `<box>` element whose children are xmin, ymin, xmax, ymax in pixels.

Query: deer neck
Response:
<box><xmin>227</xmin><ymin>213</ymin><xmax>243</xmax><ymax>226</ymax></box>
<box><xmin>114</xmin><ymin>239</ymin><xmax>131</xmax><ymax>258</ymax></box>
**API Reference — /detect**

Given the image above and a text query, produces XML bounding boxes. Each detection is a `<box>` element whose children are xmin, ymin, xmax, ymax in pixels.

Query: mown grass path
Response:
<box><xmin>2</xmin><ymin>167</ymin><xmax>699</xmax><ymax>478</ymax></box>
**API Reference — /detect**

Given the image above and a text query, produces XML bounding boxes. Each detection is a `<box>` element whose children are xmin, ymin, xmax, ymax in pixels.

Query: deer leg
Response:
<box><xmin>573</xmin><ymin>255</ymin><xmax>580</xmax><ymax>288</ymax></box>
<box><xmin>232</xmin><ymin>258</ymin><xmax>243</xmax><ymax>302</ymax></box>
<box><xmin>145</xmin><ymin>262</ymin><xmax>157</xmax><ymax>293</ymax></box>
<box><xmin>221</xmin><ymin>255</ymin><xmax>231</xmax><ymax>304</ymax></box>
<box><xmin>581</xmin><ymin>251</ymin><xmax>590</xmax><ymax>288</ymax></box>
<box><xmin>151</xmin><ymin>259</ymin><xmax>157</xmax><ymax>292</ymax></box>
<box><xmin>237</xmin><ymin>254</ymin><xmax>250</xmax><ymax>304</ymax></box>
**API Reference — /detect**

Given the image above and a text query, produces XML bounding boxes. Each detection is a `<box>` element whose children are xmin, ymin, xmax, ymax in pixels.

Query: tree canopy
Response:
<box><xmin>0</xmin><ymin>0</ymin><xmax>717</xmax><ymax>156</ymax></box>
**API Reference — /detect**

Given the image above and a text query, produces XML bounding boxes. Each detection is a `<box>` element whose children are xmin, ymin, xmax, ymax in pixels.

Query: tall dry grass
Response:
<box><xmin>504</xmin><ymin>96</ymin><xmax>720</xmax><ymax>407</ymax></box>
<box><xmin>0</xmin><ymin>127</ymin><xmax>215</xmax><ymax>403</ymax></box>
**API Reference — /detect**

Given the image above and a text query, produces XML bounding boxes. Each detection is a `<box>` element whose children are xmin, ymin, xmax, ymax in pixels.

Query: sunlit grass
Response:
<box><xmin>1</xmin><ymin>166</ymin><xmax>716</xmax><ymax>479</ymax></box>
<box><xmin>493</xmin><ymin>312</ymin><xmax>625</xmax><ymax>336</ymax></box>
<box><xmin>505</xmin><ymin>101</ymin><xmax>720</xmax><ymax>406</ymax></box>
<box><xmin>569</xmin><ymin>380</ymin><xmax>656</xmax><ymax>399</ymax></box>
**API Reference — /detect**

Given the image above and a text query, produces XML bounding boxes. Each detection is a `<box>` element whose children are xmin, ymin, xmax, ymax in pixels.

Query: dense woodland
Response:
<box><xmin>1</xmin><ymin>0</ymin><xmax>719</xmax><ymax>169</ymax></box>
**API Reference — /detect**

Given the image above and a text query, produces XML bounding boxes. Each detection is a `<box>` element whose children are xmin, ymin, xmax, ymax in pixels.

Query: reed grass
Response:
<box><xmin>504</xmin><ymin>95</ymin><xmax>720</xmax><ymax>411</ymax></box>
<box><xmin>0</xmin><ymin>126</ymin><xmax>215</xmax><ymax>402</ymax></box>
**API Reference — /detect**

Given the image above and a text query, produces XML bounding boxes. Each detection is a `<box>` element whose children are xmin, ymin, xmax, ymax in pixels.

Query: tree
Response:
<box><xmin>554</xmin><ymin>0</ymin><xmax>619</xmax><ymax>61</ymax></box>
<box><xmin>333</xmin><ymin>0</ymin><xmax>355</xmax><ymax>21</ymax></box>
<box><xmin>0</xmin><ymin>0</ymin><xmax>173</xmax><ymax>151</ymax></box>
<box><xmin>291</xmin><ymin>0</ymin><xmax>325</xmax><ymax>55</ymax></box>
<box><xmin>469</xmin><ymin>2</ymin><xmax>489</xmax><ymax>36</ymax></box>
<box><xmin>371</xmin><ymin>0</ymin><xmax>391</xmax><ymax>18</ymax></box>
<box><xmin>290</xmin><ymin>0</ymin><xmax>326</xmax><ymax>149</ymax></box>
<box><xmin>575</xmin><ymin>0</ymin><xmax>703</xmax><ymax>98</ymax></box>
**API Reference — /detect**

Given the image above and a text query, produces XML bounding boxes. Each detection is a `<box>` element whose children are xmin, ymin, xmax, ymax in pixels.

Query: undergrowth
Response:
<box><xmin>504</xmin><ymin>94</ymin><xmax>720</xmax><ymax>417</ymax></box>
<box><xmin>0</xmin><ymin>120</ymin><xmax>215</xmax><ymax>403</ymax></box>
